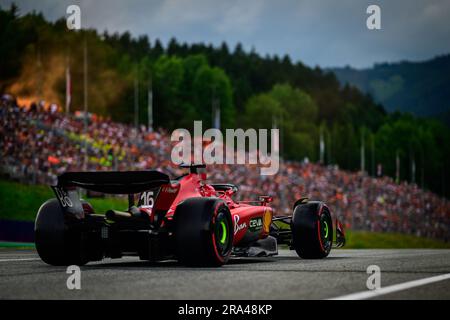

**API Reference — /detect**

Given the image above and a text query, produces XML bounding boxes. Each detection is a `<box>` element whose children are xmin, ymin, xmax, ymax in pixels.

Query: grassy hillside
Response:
<box><xmin>344</xmin><ymin>230</ymin><xmax>450</xmax><ymax>249</ymax></box>
<box><xmin>0</xmin><ymin>179</ymin><xmax>127</xmax><ymax>221</ymax></box>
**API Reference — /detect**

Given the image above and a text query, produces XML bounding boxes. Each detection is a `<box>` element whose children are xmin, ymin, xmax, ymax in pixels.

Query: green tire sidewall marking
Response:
<box><xmin>323</xmin><ymin>220</ymin><xmax>329</xmax><ymax>239</ymax></box>
<box><xmin>219</xmin><ymin>220</ymin><xmax>227</xmax><ymax>244</ymax></box>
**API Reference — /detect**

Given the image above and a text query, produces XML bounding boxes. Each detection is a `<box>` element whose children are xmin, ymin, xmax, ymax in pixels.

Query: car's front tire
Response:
<box><xmin>174</xmin><ymin>198</ymin><xmax>233</xmax><ymax>267</ymax></box>
<box><xmin>291</xmin><ymin>201</ymin><xmax>333</xmax><ymax>259</ymax></box>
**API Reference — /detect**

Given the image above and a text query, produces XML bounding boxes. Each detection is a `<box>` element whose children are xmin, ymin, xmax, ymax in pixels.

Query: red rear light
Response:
<box><xmin>259</xmin><ymin>195</ymin><xmax>273</xmax><ymax>204</ymax></box>
<box><xmin>82</xmin><ymin>202</ymin><xmax>94</xmax><ymax>214</ymax></box>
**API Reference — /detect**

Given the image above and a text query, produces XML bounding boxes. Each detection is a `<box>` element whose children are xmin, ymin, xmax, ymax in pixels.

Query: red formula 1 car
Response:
<box><xmin>35</xmin><ymin>164</ymin><xmax>345</xmax><ymax>267</ymax></box>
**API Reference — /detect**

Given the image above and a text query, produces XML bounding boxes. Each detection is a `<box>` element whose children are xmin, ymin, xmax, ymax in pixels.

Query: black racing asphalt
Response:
<box><xmin>0</xmin><ymin>249</ymin><xmax>449</xmax><ymax>299</ymax></box>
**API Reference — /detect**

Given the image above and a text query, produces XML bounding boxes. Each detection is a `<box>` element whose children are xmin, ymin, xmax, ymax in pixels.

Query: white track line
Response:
<box><xmin>0</xmin><ymin>258</ymin><xmax>40</xmax><ymax>262</ymax></box>
<box><xmin>329</xmin><ymin>273</ymin><xmax>450</xmax><ymax>300</ymax></box>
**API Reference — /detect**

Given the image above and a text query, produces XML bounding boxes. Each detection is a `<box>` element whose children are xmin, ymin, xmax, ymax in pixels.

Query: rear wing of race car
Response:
<box><xmin>51</xmin><ymin>171</ymin><xmax>170</xmax><ymax>217</ymax></box>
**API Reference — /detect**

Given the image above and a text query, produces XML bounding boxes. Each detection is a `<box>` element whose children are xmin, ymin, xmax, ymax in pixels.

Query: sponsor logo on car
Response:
<box><xmin>234</xmin><ymin>215</ymin><xmax>247</xmax><ymax>235</ymax></box>
<box><xmin>162</xmin><ymin>186</ymin><xmax>178</xmax><ymax>193</ymax></box>
<box><xmin>249</xmin><ymin>217</ymin><xmax>263</xmax><ymax>232</ymax></box>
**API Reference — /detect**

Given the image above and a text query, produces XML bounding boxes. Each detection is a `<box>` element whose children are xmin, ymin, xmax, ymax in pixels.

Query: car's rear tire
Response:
<box><xmin>291</xmin><ymin>201</ymin><xmax>333</xmax><ymax>259</ymax></box>
<box><xmin>35</xmin><ymin>199</ymin><xmax>88</xmax><ymax>266</ymax></box>
<box><xmin>174</xmin><ymin>198</ymin><xmax>233</xmax><ymax>267</ymax></box>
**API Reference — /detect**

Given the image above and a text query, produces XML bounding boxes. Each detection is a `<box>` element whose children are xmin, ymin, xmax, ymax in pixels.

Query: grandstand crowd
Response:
<box><xmin>1</xmin><ymin>95</ymin><xmax>449</xmax><ymax>241</ymax></box>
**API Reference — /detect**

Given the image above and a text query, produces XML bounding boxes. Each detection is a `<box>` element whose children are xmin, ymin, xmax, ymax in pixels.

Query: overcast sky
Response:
<box><xmin>1</xmin><ymin>0</ymin><xmax>449</xmax><ymax>68</ymax></box>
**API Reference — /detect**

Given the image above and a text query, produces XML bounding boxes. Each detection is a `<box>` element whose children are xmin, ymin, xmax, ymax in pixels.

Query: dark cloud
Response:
<box><xmin>1</xmin><ymin>0</ymin><xmax>449</xmax><ymax>68</ymax></box>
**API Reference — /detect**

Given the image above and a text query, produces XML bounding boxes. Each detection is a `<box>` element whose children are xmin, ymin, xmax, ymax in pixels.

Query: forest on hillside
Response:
<box><xmin>332</xmin><ymin>55</ymin><xmax>450</xmax><ymax>124</ymax></box>
<box><xmin>1</xmin><ymin>4</ymin><xmax>449</xmax><ymax>198</ymax></box>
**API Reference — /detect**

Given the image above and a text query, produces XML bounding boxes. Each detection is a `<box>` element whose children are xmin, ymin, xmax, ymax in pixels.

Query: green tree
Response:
<box><xmin>153</xmin><ymin>55</ymin><xmax>184</xmax><ymax>128</ymax></box>
<box><xmin>192</xmin><ymin>65</ymin><xmax>235</xmax><ymax>128</ymax></box>
<box><xmin>244</xmin><ymin>93</ymin><xmax>284</xmax><ymax>128</ymax></box>
<box><xmin>244</xmin><ymin>84</ymin><xmax>318</xmax><ymax>161</ymax></box>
